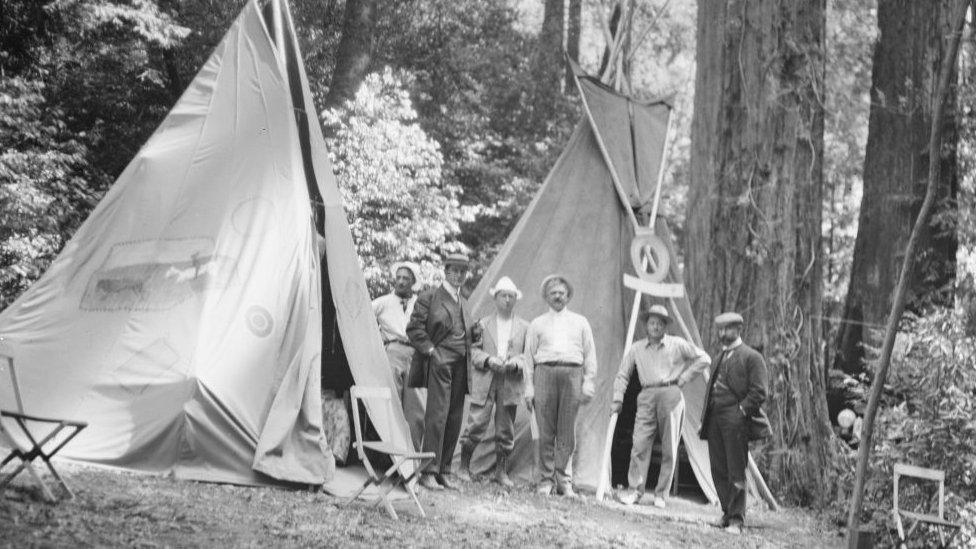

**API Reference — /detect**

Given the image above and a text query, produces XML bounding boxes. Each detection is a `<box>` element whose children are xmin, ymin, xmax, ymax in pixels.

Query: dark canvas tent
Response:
<box><xmin>0</xmin><ymin>0</ymin><xmax>412</xmax><ymax>492</ymax></box>
<box><xmin>464</xmin><ymin>66</ymin><xmax>773</xmax><ymax>504</ymax></box>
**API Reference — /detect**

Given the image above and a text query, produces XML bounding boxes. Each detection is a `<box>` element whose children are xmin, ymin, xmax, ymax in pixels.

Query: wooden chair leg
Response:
<box><xmin>26</xmin><ymin>463</ymin><xmax>56</xmax><ymax>502</ymax></box>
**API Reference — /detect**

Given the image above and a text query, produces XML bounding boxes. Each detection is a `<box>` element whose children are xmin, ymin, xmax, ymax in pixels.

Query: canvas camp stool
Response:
<box><xmin>892</xmin><ymin>463</ymin><xmax>960</xmax><ymax>547</ymax></box>
<box><xmin>0</xmin><ymin>354</ymin><xmax>87</xmax><ymax>501</ymax></box>
<box><xmin>345</xmin><ymin>385</ymin><xmax>434</xmax><ymax>519</ymax></box>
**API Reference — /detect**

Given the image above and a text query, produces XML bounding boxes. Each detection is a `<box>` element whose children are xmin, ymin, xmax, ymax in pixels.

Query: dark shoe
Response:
<box><xmin>556</xmin><ymin>482</ymin><xmax>577</xmax><ymax>498</ymax></box>
<box><xmin>435</xmin><ymin>473</ymin><xmax>458</xmax><ymax>490</ymax></box>
<box><xmin>495</xmin><ymin>454</ymin><xmax>515</xmax><ymax>488</ymax></box>
<box><xmin>457</xmin><ymin>444</ymin><xmax>475</xmax><ymax>482</ymax></box>
<box><xmin>419</xmin><ymin>474</ymin><xmax>443</xmax><ymax>491</ymax></box>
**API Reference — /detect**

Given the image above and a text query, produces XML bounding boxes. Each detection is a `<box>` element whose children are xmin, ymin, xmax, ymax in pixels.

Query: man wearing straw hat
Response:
<box><xmin>525</xmin><ymin>274</ymin><xmax>597</xmax><ymax>497</ymax></box>
<box><xmin>457</xmin><ymin>276</ymin><xmax>529</xmax><ymax>487</ymax></box>
<box><xmin>372</xmin><ymin>260</ymin><xmax>424</xmax><ymax>449</ymax></box>
<box><xmin>407</xmin><ymin>253</ymin><xmax>472</xmax><ymax>491</ymax></box>
<box><xmin>611</xmin><ymin>304</ymin><xmax>710</xmax><ymax>508</ymax></box>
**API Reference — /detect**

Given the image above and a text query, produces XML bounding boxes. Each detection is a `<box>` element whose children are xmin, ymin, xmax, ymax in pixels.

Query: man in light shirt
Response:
<box><xmin>371</xmin><ymin>261</ymin><xmax>423</xmax><ymax>449</ymax></box>
<box><xmin>611</xmin><ymin>304</ymin><xmax>710</xmax><ymax>507</ymax></box>
<box><xmin>525</xmin><ymin>274</ymin><xmax>597</xmax><ymax>497</ymax></box>
<box><xmin>457</xmin><ymin>276</ymin><xmax>530</xmax><ymax>487</ymax></box>
<box><xmin>407</xmin><ymin>253</ymin><xmax>471</xmax><ymax>491</ymax></box>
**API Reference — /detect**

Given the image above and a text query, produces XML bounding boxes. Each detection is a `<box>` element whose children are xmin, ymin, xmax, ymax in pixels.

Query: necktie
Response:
<box><xmin>400</xmin><ymin>298</ymin><xmax>408</xmax><ymax>312</ymax></box>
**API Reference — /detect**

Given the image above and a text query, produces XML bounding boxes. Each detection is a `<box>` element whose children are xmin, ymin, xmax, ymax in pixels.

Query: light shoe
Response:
<box><xmin>536</xmin><ymin>483</ymin><xmax>553</xmax><ymax>496</ymax></box>
<box><xmin>618</xmin><ymin>490</ymin><xmax>641</xmax><ymax>506</ymax></box>
<box><xmin>652</xmin><ymin>496</ymin><xmax>666</xmax><ymax>508</ymax></box>
<box><xmin>724</xmin><ymin>523</ymin><xmax>742</xmax><ymax>535</ymax></box>
<box><xmin>419</xmin><ymin>474</ymin><xmax>443</xmax><ymax>491</ymax></box>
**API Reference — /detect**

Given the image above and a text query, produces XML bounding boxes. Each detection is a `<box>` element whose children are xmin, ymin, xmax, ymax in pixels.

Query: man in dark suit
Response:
<box><xmin>407</xmin><ymin>253</ymin><xmax>471</xmax><ymax>490</ymax></box>
<box><xmin>457</xmin><ymin>276</ymin><xmax>529</xmax><ymax>487</ymax></box>
<box><xmin>699</xmin><ymin>312</ymin><xmax>768</xmax><ymax>534</ymax></box>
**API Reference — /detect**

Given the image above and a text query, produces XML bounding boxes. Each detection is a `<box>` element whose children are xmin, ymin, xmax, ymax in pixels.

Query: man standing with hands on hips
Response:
<box><xmin>407</xmin><ymin>253</ymin><xmax>472</xmax><ymax>491</ymax></box>
<box><xmin>699</xmin><ymin>312</ymin><xmax>768</xmax><ymax>534</ymax></box>
<box><xmin>611</xmin><ymin>304</ymin><xmax>710</xmax><ymax>508</ymax></box>
<box><xmin>525</xmin><ymin>274</ymin><xmax>597</xmax><ymax>498</ymax></box>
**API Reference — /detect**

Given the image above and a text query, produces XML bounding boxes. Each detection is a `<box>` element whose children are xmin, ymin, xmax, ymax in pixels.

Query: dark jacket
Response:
<box><xmin>405</xmin><ymin>285</ymin><xmax>471</xmax><ymax>389</ymax></box>
<box><xmin>698</xmin><ymin>341</ymin><xmax>768</xmax><ymax>440</ymax></box>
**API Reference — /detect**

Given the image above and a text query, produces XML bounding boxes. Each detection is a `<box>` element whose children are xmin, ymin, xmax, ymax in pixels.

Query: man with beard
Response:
<box><xmin>372</xmin><ymin>261</ymin><xmax>424</xmax><ymax>448</ymax></box>
<box><xmin>699</xmin><ymin>312</ymin><xmax>768</xmax><ymax>534</ymax></box>
<box><xmin>407</xmin><ymin>253</ymin><xmax>471</xmax><ymax>491</ymax></box>
<box><xmin>611</xmin><ymin>304</ymin><xmax>710</xmax><ymax>508</ymax></box>
<box><xmin>457</xmin><ymin>276</ymin><xmax>529</xmax><ymax>487</ymax></box>
<box><xmin>525</xmin><ymin>275</ymin><xmax>597</xmax><ymax>497</ymax></box>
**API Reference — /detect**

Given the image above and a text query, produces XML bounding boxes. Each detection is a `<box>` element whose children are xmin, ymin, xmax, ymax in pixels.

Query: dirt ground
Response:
<box><xmin>1</xmin><ymin>463</ymin><xmax>843</xmax><ymax>548</ymax></box>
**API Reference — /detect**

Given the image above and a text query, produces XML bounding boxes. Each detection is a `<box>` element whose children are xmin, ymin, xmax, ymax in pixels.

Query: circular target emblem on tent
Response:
<box><xmin>630</xmin><ymin>231</ymin><xmax>670</xmax><ymax>282</ymax></box>
<box><xmin>245</xmin><ymin>305</ymin><xmax>274</xmax><ymax>337</ymax></box>
<box><xmin>232</xmin><ymin>197</ymin><xmax>276</xmax><ymax>236</ymax></box>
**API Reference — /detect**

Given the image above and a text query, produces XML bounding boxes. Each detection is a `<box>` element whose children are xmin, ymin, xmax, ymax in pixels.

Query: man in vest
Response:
<box><xmin>611</xmin><ymin>304</ymin><xmax>710</xmax><ymax>507</ymax></box>
<box><xmin>407</xmin><ymin>253</ymin><xmax>471</xmax><ymax>491</ymax></box>
<box><xmin>699</xmin><ymin>312</ymin><xmax>768</xmax><ymax>534</ymax></box>
<box><xmin>371</xmin><ymin>261</ymin><xmax>424</xmax><ymax>449</ymax></box>
<box><xmin>457</xmin><ymin>276</ymin><xmax>529</xmax><ymax>487</ymax></box>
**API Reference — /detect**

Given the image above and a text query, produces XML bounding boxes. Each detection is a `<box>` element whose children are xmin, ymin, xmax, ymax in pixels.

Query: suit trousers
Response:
<box><xmin>384</xmin><ymin>342</ymin><xmax>425</xmax><ymax>450</ymax></box>
<box><xmin>628</xmin><ymin>386</ymin><xmax>685</xmax><ymax>497</ymax></box>
<box><xmin>706</xmin><ymin>403</ymin><xmax>749</xmax><ymax>524</ymax></box>
<box><xmin>534</xmin><ymin>364</ymin><xmax>582</xmax><ymax>487</ymax></box>
<box><xmin>422</xmin><ymin>355</ymin><xmax>467</xmax><ymax>474</ymax></box>
<box><xmin>459</xmin><ymin>374</ymin><xmax>517</xmax><ymax>455</ymax></box>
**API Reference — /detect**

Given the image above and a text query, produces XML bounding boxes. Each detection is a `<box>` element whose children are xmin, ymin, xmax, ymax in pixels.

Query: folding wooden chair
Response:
<box><xmin>0</xmin><ymin>353</ymin><xmax>88</xmax><ymax>501</ymax></box>
<box><xmin>344</xmin><ymin>385</ymin><xmax>434</xmax><ymax>520</ymax></box>
<box><xmin>892</xmin><ymin>462</ymin><xmax>961</xmax><ymax>548</ymax></box>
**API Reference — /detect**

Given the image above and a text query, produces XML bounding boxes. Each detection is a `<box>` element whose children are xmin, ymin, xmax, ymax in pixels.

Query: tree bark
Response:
<box><xmin>564</xmin><ymin>0</ymin><xmax>582</xmax><ymax>92</ymax></box>
<box><xmin>833</xmin><ymin>0</ymin><xmax>959</xmax><ymax>374</ymax></box>
<box><xmin>687</xmin><ymin>0</ymin><xmax>835</xmax><ymax>505</ymax></box>
<box><xmin>322</xmin><ymin>0</ymin><xmax>377</xmax><ymax>111</ymax></box>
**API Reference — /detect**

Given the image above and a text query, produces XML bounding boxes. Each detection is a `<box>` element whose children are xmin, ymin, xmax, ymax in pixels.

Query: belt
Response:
<box><xmin>643</xmin><ymin>379</ymin><xmax>679</xmax><ymax>389</ymax></box>
<box><xmin>536</xmin><ymin>361</ymin><xmax>583</xmax><ymax>367</ymax></box>
<box><xmin>384</xmin><ymin>339</ymin><xmax>410</xmax><ymax>346</ymax></box>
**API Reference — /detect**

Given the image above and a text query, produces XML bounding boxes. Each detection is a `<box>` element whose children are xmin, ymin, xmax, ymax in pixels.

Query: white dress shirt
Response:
<box><xmin>525</xmin><ymin>307</ymin><xmax>598</xmax><ymax>399</ymax></box>
<box><xmin>371</xmin><ymin>292</ymin><xmax>416</xmax><ymax>343</ymax></box>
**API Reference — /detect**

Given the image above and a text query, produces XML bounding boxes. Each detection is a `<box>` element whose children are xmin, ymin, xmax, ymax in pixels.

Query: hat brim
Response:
<box><xmin>642</xmin><ymin>311</ymin><xmax>671</xmax><ymax>323</ymax></box>
<box><xmin>490</xmin><ymin>288</ymin><xmax>523</xmax><ymax>300</ymax></box>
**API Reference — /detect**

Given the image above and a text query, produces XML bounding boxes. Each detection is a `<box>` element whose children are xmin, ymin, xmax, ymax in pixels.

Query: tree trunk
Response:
<box><xmin>533</xmin><ymin>0</ymin><xmax>564</xmax><ymax>114</ymax></box>
<box><xmin>687</xmin><ymin>0</ymin><xmax>835</xmax><ymax>505</ymax></box>
<box><xmin>322</xmin><ymin>0</ymin><xmax>377</xmax><ymax>111</ymax></box>
<box><xmin>564</xmin><ymin>0</ymin><xmax>581</xmax><ymax>92</ymax></box>
<box><xmin>833</xmin><ymin>0</ymin><xmax>959</xmax><ymax>374</ymax></box>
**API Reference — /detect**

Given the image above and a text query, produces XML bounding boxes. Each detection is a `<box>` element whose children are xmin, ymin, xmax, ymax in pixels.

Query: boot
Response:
<box><xmin>495</xmin><ymin>454</ymin><xmax>515</xmax><ymax>488</ymax></box>
<box><xmin>457</xmin><ymin>443</ymin><xmax>474</xmax><ymax>482</ymax></box>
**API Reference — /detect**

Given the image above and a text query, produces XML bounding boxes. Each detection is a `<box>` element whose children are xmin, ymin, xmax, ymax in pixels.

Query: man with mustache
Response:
<box><xmin>699</xmin><ymin>312</ymin><xmax>768</xmax><ymax>535</ymax></box>
<box><xmin>524</xmin><ymin>274</ymin><xmax>597</xmax><ymax>497</ymax></box>
<box><xmin>611</xmin><ymin>304</ymin><xmax>710</xmax><ymax>508</ymax></box>
<box><xmin>407</xmin><ymin>253</ymin><xmax>472</xmax><ymax>491</ymax></box>
<box><xmin>372</xmin><ymin>261</ymin><xmax>424</xmax><ymax>449</ymax></box>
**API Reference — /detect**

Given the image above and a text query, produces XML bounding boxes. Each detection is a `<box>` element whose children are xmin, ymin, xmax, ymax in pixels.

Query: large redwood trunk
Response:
<box><xmin>687</xmin><ymin>0</ymin><xmax>835</xmax><ymax>505</ymax></box>
<box><xmin>834</xmin><ymin>0</ymin><xmax>959</xmax><ymax>374</ymax></box>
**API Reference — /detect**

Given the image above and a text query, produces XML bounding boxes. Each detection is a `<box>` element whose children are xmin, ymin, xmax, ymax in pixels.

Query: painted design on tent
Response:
<box><xmin>81</xmin><ymin>239</ymin><xmax>237</xmax><ymax>311</ymax></box>
<box><xmin>245</xmin><ymin>306</ymin><xmax>274</xmax><ymax>337</ymax></box>
<box><xmin>110</xmin><ymin>339</ymin><xmax>184</xmax><ymax>396</ymax></box>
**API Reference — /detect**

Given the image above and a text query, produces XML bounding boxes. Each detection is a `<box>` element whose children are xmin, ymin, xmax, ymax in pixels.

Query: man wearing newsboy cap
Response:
<box><xmin>699</xmin><ymin>312</ymin><xmax>768</xmax><ymax>535</ymax></box>
<box><xmin>456</xmin><ymin>276</ymin><xmax>529</xmax><ymax>487</ymax></box>
<box><xmin>611</xmin><ymin>304</ymin><xmax>710</xmax><ymax>508</ymax></box>
<box><xmin>407</xmin><ymin>253</ymin><xmax>472</xmax><ymax>491</ymax></box>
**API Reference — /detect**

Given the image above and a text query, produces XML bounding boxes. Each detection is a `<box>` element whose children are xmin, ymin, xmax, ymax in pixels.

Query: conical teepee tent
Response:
<box><xmin>0</xmin><ymin>0</ymin><xmax>412</xmax><ymax>490</ymax></box>
<box><xmin>464</xmin><ymin>64</ymin><xmax>774</xmax><ymax>505</ymax></box>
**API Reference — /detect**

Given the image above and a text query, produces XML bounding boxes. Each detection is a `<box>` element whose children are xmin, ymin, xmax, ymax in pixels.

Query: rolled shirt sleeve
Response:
<box><xmin>613</xmin><ymin>347</ymin><xmax>637</xmax><ymax>403</ymax></box>
<box><xmin>580</xmin><ymin>318</ymin><xmax>597</xmax><ymax>398</ymax></box>
<box><xmin>675</xmin><ymin>338</ymin><xmax>711</xmax><ymax>385</ymax></box>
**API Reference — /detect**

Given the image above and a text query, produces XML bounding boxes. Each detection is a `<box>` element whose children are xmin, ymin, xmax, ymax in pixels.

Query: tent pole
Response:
<box><xmin>271</xmin><ymin>0</ymin><xmax>286</xmax><ymax>64</ymax></box>
<box><xmin>748</xmin><ymin>454</ymin><xmax>779</xmax><ymax>510</ymax></box>
<box><xmin>647</xmin><ymin>113</ymin><xmax>676</xmax><ymax>229</ymax></box>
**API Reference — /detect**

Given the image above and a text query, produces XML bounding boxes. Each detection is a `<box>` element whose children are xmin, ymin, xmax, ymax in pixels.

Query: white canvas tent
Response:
<box><xmin>0</xmin><ymin>0</ymin><xmax>412</xmax><ymax>490</ymax></box>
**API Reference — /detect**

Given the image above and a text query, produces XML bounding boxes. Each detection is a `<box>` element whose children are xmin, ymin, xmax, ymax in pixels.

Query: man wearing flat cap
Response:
<box><xmin>699</xmin><ymin>312</ymin><xmax>768</xmax><ymax>535</ymax></box>
<box><xmin>611</xmin><ymin>304</ymin><xmax>710</xmax><ymax>507</ymax></box>
<box><xmin>525</xmin><ymin>274</ymin><xmax>597</xmax><ymax>497</ymax></box>
<box><xmin>457</xmin><ymin>276</ymin><xmax>529</xmax><ymax>487</ymax></box>
<box><xmin>407</xmin><ymin>253</ymin><xmax>472</xmax><ymax>491</ymax></box>
<box><xmin>372</xmin><ymin>261</ymin><xmax>424</xmax><ymax>449</ymax></box>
